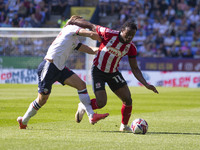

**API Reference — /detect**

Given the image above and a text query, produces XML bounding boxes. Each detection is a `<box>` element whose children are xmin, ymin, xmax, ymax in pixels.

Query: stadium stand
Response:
<box><xmin>0</xmin><ymin>0</ymin><xmax>200</xmax><ymax>58</ymax></box>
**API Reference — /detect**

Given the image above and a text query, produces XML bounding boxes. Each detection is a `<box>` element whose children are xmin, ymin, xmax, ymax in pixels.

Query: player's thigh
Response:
<box><xmin>92</xmin><ymin>66</ymin><xmax>107</xmax><ymax>106</ymax></box>
<box><xmin>37</xmin><ymin>60</ymin><xmax>60</xmax><ymax>95</ymax></box>
<box><xmin>94</xmin><ymin>90</ymin><xmax>107</xmax><ymax>108</ymax></box>
<box><xmin>63</xmin><ymin>73</ymin><xmax>86</xmax><ymax>90</ymax></box>
<box><xmin>107</xmin><ymin>71</ymin><xmax>132</xmax><ymax>105</ymax></box>
<box><xmin>107</xmin><ymin>71</ymin><xmax>127</xmax><ymax>92</ymax></box>
<box><xmin>113</xmin><ymin>85</ymin><xmax>132</xmax><ymax>105</ymax></box>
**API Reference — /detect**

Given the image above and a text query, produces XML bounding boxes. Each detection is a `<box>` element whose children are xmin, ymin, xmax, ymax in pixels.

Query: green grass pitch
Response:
<box><xmin>0</xmin><ymin>84</ymin><xmax>200</xmax><ymax>150</ymax></box>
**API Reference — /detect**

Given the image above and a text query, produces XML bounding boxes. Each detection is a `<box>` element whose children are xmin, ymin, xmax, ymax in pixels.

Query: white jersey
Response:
<box><xmin>44</xmin><ymin>25</ymin><xmax>81</xmax><ymax>70</ymax></box>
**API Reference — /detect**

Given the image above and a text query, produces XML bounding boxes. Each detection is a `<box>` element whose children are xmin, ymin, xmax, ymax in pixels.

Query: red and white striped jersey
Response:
<box><xmin>94</xmin><ymin>25</ymin><xmax>137</xmax><ymax>73</ymax></box>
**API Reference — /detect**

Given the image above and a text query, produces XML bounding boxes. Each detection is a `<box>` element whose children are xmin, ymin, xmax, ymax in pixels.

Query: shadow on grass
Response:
<box><xmin>148</xmin><ymin>132</ymin><xmax>200</xmax><ymax>135</ymax></box>
<box><xmin>100</xmin><ymin>131</ymin><xmax>200</xmax><ymax>135</ymax></box>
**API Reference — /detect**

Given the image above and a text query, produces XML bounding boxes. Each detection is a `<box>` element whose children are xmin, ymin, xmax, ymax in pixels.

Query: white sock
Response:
<box><xmin>78</xmin><ymin>89</ymin><xmax>94</xmax><ymax>118</ymax></box>
<box><xmin>22</xmin><ymin>100</ymin><xmax>41</xmax><ymax>125</ymax></box>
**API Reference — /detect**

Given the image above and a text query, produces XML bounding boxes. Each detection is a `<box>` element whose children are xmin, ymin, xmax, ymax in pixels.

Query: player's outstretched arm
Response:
<box><xmin>128</xmin><ymin>58</ymin><xmax>159</xmax><ymax>94</ymax></box>
<box><xmin>78</xmin><ymin>28</ymin><xmax>101</xmax><ymax>42</ymax></box>
<box><xmin>66</xmin><ymin>15</ymin><xmax>96</xmax><ymax>32</ymax></box>
<box><xmin>78</xmin><ymin>44</ymin><xmax>98</xmax><ymax>55</ymax></box>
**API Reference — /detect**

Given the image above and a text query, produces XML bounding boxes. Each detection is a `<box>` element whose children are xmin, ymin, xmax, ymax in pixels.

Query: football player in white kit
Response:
<box><xmin>17</xmin><ymin>16</ymin><xmax>109</xmax><ymax>129</ymax></box>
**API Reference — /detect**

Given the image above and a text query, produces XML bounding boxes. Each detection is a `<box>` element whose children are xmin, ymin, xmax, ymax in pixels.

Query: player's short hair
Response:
<box><xmin>121</xmin><ymin>20</ymin><xmax>138</xmax><ymax>31</ymax></box>
<box><xmin>70</xmin><ymin>15</ymin><xmax>83</xmax><ymax>21</ymax></box>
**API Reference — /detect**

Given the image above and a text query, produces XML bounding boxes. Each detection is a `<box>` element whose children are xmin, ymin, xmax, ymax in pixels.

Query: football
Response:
<box><xmin>131</xmin><ymin>118</ymin><xmax>148</xmax><ymax>134</ymax></box>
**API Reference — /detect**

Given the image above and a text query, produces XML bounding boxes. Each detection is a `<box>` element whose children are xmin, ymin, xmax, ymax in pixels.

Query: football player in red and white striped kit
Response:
<box><xmin>69</xmin><ymin>16</ymin><xmax>158</xmax><ymax>132</ymax></box>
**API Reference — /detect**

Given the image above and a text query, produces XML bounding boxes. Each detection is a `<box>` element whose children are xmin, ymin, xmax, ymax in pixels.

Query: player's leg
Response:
<box><xmin>107</xmin><ymin>71</ymin><xmax>132</xmax><ymax>132</ymax></box>
<box><xmin>61</xmin><ymin>68</ymin><xmax>109</xmax><ymax>124</ymax></box>
<box><xmin>17</xmin><ymin>60</ymin><xmax>56</xmax><ymax>129</ymax></box>
<box><xmin>91</xmin><ymin>66</ymin><xmax>107</xmax><ymax>110</ymax></box>
<box><xmin>113</xmin><ymin>85</ymin><xmax>133</xmax><ymax>132</ymax></box>
<box><xmin>63</xmin><ymin>73</ymin><xmax>94</xmax><ymax>118</ymax></box>
<box><xmin>17</xmin><ymin>93</ymin><xmax>50</xmax><ymax>129</ymax></box>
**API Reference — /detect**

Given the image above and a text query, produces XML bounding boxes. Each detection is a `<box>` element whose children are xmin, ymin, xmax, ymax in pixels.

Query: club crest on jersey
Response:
<box><xmin>99</xmin><ymin>27</ymin><xmax>106</xmax><ymax>33</ymax></box>
<box><xmin>43</xmin><ymin>88</ymin><xmax>49</xmax><ymax>94</ymax></box>
<box><xmin>95</xmin><ymin>82</ymin><xmax>101</xmax><ymax>89</ymax></box>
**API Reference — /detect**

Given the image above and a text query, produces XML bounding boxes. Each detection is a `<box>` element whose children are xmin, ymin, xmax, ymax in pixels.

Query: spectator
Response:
<box><xmin>30</xmin><ymin>6</ymin><xmax>44</xmax><ymax>27</ymax></box>
<box><xmin>153</xmin><ymin>48</ymin><xmax>165</xmax><ymax>58</ymax></box>
<box><xmin>138</xmin><ymin>43</ymin><xmax>149</xmax><ymax>57</ymax></box>
<box><xmin>158</xmin><ymin>0</ymin><xmax>168</xmax><ymax>14</ymax></box>
<box><xmin>142</xmin><ymin>43</ymin><xmax>154</xmax><ymax>57</ymax></box>
<box><xmin>27</xmin><ymin>2</ymin><xmax>35</xmax><ymax>16</ymax></box>
<box><xmin>174</xmin><ymin>37</ymin><xmax>181</xmax><ymax>47</ymax></box>
<box><xmin>133</xmin><ymin>31</ymin><xmax>146</xmax><ymax>46</ymax></box>
<box><xmin>159</xmin><ymin>43</ymin><xmax>168</xmax><ymax>57</ymax></box>
<box><xmin>58</xmin><ymin>0</ymin><xmax>68</xmax><ymax>16</ymax></box>
<box><xmin>177</xmin><ymin>0</ymin><xmax>188</xmax><ymax>11</ymax></box>
<box><xmin>57</xmin><ymin>15</ymin><xmax>68</xmax><ymax>28</ymax></box>
<box><xmin>119</xmin><ymin>5</ymin><xmax>129</xmax><ymax>24</ymax></box>
<box><xmin>158</xmin><ymin>18</ymin><xmax>169</xmax><ymax>35</ymax></box>
<box><xmin>180</xmin><ymin>41</ymin><xmax>193</xmax><ymax>57</ymax></box>
<box><xmin>1</xmin><ymin>16</ymin><xmax>11</xmax><ymax>27</ymax></box>
<box><xmin>168</xmin><ymin>45</ymin><xmax>179</xmax><ymax>57</ymax></box>
<box><xmin>11</xmin><ymin>13</ymin><xmax>19</xmax><ymax>27</ymax></box>
<box><xmin>164</xmin><ymin>5</ymin><xmax>175</xmax><ymax>22</ymax></box>
<box><xmin>0</xmin><ymin>11</ymin><xmax>6</xmax><ymax>23</ymax></box>
<box><xmin>176</xmin><ymin>3</ymin><xmax>184</xmax><ymax>18</ymax></box>
<box><xmin>167</xmin><ymin>22</ymin><xmax>177</xmax><ymax>36</ymax></box>
<box><xmin>189</xmin><ymin>9</ymin><xmax>200</xmax><ymax>29</ymax></box>
<box><xmin>23</xmin><ymin>19</ymin><xmax>32</xmax><ymax>27</ymax></box>
<box><xmin>18</xmin><ymin>2</ymin><xmax>27</xmax><ymax>18</ymax></box>
<box><xmin>19</xmin><ymin>17</ymin><xmax>25</xmax><ymax>27</ymax></box>
<box><xmin>99</xmin><ymin>0</ymin><xmax>109</xmax><ymax>17</ymax></box>
<box><xmin>0</xmin><ymin>0</ymin><xmax>5</xmax><ymax>12</ymax></box>
<box><xmin>194</xmin><ymin>43</ymin><xmax>200</xmax><ymax>58</ymax></box>
<box><xmin>155</xmin><ymin>33</ymin><xmax>164</xmax><ymax>45</ymax></box>
<box><xmin>110</xmin><ymin>0</ymin><xmax>119</xmax><ymax>15</ymax></box>
<box><xmin>152</xmin><ymin>19</ymin><xmax>160</xmax><ymax>32</ymax></box>
<box><xmin>164</xmin><ymin>34</ymin><xmax>175</xmax><ymax>47</ymax></box>
<box><xmin>38</xmin><ymin>0</ymin><xmax>50</xmax><ymax>21</ymax></box>
<box><xmin>50</xmin><ymin>0</ymin><xmax>60</xmax><ymax>15</ymax></box>
<box><xmin>184</xmin><ymin>5</ymin><xmax>193</xmax><ymax>18</ymax></box>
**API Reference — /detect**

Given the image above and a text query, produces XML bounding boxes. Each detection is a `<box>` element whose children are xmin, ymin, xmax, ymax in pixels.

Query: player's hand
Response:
<box><xmin>66</xmin><ymin>18</ymin><xmax>73</xmax><ymax>25</ymax></box>
<box><xmin>94</xmin><ymin>35</ymin><xmax>102</xmax><ymax>42</ymax></box>
<box><xmin>145</xmin><ymin>84</ymin><xmax>159</xmax><ymax>94</ymax></box>
<box><xmin>66</xmin><ymin>15</ymin><xmax>79</xmax><ymax>25</ymax></box>
<box><xmin>90</xmin><ymin>47</ymin><xmax>99</xmax><ymax>54</ymax></box>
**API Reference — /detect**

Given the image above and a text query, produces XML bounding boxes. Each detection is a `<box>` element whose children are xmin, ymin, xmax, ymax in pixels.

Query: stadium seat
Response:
<box><xmin>184</xmin><ymin>36</ymin><xmax>193</xmax><ymax>42</ymax></box>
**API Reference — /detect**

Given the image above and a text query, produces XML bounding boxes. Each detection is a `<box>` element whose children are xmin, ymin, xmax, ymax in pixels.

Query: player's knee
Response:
<box><xmin>96</xmin><ymin>100</ymin><xmax>107</xmax><ymax>108</ymax></box>
<box><xmin>78</xmin><ymin>81</ymin><xmax>86</xmax><ymax>90</ymax></box>
<box><xmin>38</xmin><ymin>94</ymin><xmax>49</xmax><ymax>106</ymax></box>
<box><xmin>123</xmin><ymin>97</ymin><xmax>132</xmax><ymax>106</ymax></box>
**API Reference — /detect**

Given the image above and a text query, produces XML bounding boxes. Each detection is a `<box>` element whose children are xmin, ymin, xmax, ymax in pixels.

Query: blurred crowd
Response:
<box><xmin>0</xmin><ymin>0</ymin><xmax>79</xmax><ymax>27</ymax></box>
<box><xmin>0</xmin><ymin>0</ymin><xmax>200</xmax><ymax>59</ymax></box>
<box><xmin>99</xmin><ymin>0</ymin><xmax>200</xmax><ymax>58</ymax></box>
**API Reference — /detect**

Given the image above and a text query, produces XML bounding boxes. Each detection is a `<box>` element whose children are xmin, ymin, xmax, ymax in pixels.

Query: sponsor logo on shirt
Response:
<box><xmin>107</xmin><ymin>46</ymin><xmax>127</xmax><ymax>57</ymax></box>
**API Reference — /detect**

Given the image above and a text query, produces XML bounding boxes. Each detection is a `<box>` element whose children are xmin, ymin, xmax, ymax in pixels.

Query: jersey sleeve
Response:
<box><xmin>128</xmin><ymin>43</ymin><xmax>137</xmax><ymax>58</ymax></box>
<box><xmin>68</xmin><ymin>25</ymin><xmax>82</xmax><ymax>35</ymax></box>
<box><xmin>96</xmin><ymin>25</ymin><xmax>119</xmax><ymax>40</ymax></box>
<box><xmin>96</xmin><ymin>25</ymin><xmax>107</xmax><ymax>38</ymax></box>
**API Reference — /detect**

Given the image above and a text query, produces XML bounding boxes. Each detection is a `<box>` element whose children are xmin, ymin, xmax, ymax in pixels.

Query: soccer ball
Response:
<box><xmin>131</xmin><ymin>118</ymin><xmax>148</xmax><ymax>134</ymax></box>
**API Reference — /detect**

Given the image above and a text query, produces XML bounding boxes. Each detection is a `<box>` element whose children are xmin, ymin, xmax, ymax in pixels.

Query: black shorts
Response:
<box><xmin>37</xmin><ymin>60</ymin><xmax>74</xmax><ymax>95</ymax></box>
<box><xmin>92</xmin><ymin>66</ymin><xmax>127</xmax><ymax>92</ymax></box>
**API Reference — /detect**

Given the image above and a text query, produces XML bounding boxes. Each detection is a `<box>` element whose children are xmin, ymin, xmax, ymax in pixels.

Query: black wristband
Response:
<box><xmin>74</xmin><ymin>43</ymin><xmax>82</xmax><ymax>51</ymax></box>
